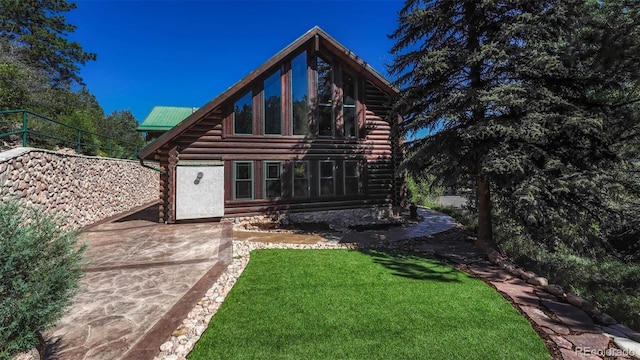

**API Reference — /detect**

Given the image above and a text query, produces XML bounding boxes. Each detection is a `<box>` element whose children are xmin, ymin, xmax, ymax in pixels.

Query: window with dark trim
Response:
<box><xmin>234</xmin><ymin>92</ymin><xmax>253</xmax><ymax>135</ymax></box>
<box><xmin>344</xmin><ymin>160</ymin><xmax>360</xmax><ymax>195</ymax></box>
<box><xmin>316</xmin><ymin>56</ymin><xmax>334</xmax><ymax>137</ymax></box>
<box><xmin>234</xmin><ymin>161</ymin><xmax>253</xmax><ymax>200</ymax></box>
<box><xmin>342</xmin><ymin>71</ymin><xmax>357</xmax><ymax>138</ymax></box>
<box><xmin>264</xmin><ymin>161</ymin><xmax>283</xmax><ymax>198</ymax></box>
<box><xmin>293</xmin><ymin>161</ymin><xmax>310</xmax><ymax>197</ymax></box>
<box><xmin>291</xmin><ymin>51</ymin><xmax>309</xmax><ymax>136</ymax></box>
<box><xmin>319</xmin><ymin>160</ymin><xmax>335</xmax><ymax>196</ymax></box>
<box><xmin>264</xmin><ymin>71</ymin><xmax>282</xmax><ymax>135</ymax></box>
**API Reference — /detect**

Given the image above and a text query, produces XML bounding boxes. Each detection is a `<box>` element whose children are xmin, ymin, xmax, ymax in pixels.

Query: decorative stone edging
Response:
<box><xmin>232</xmin><ymin>206</ymin><xmax>401</xmax><ymax>232</ymax></box>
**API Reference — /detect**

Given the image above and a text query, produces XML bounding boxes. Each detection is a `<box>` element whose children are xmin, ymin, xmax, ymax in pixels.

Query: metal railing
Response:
<box><xmin>0</xmin><ymin>109</ymin><xmax>142</xmax><ymax>159</ymax></box>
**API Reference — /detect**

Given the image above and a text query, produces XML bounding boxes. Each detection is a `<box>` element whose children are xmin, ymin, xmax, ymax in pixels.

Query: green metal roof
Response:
<box><xmin>137</xmin><ymin>106</ymin><xmax>198</xmax><ymax>131</ymax></box>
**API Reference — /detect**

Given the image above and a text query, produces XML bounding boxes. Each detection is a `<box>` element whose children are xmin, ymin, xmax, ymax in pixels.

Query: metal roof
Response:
<box><xmin>137</xmin><ymin>106</ymin><xmax>198</xmax><ymax>131</ymax></box>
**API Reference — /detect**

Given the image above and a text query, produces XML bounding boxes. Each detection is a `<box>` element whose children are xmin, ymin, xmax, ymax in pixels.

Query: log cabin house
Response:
<box><xmin>138</xmin><ymin>26</ymin><xmax>404</xmax><ymax>223</ymax></box>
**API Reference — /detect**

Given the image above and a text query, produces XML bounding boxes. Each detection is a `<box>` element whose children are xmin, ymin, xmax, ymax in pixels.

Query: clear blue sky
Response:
<box><xmin>67</xmin><ymin>0</ymin><xmax>404</xmax><ymax>123</ymax></box>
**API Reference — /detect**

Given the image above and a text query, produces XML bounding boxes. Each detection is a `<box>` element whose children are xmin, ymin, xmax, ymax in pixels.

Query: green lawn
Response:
<box><xmin>189</xmin><ymin>249</ymin><xmax>549</xmax><ymax>360</ymax></box>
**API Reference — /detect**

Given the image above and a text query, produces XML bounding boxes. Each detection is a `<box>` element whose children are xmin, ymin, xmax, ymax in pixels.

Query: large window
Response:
<box><xmin>234</xmin><ymin>92</ymin><xmax>253</xmax><ymax>135</ymax></box>
<box><xmin>264</xmin><ymin>71</ymin><xmax>282</xmax><ymax>135</ymax></box>
<box><xmin>234</xmin><ymin>162</ymin><xmax>253</xmax><ymax>200</ymax></box>
<box><xmin>293</xmin><ymin>161</ymin><xmax>310</xmax><ymax>197</ymax></box>
<box><xmin>291</xmin><ymin>52</ymin><xmax>309</xmax><ymax>136</ymax></box>
<box><xmin>342</xmin><ymin>71</ymin><xmax>357</xmax><ymax>138</ymax></box>
<box><xmin>319</xmin><ymin>160</ymin><xmax>335</xmax><ymax>196</ymax></box>
<box><xmin>264</xmin><ymin>161</ymin><xmax>283</xmax><ymax>198</ymax></box>
<box><xmin>344</xmin><ymin>161</ymin><xmax>360</xmax><ymax>195</ymax></box>
<box><xmin>316</xmin><ymin>56</ymin><xmax>334</xmax><ymax>137</ymax></box>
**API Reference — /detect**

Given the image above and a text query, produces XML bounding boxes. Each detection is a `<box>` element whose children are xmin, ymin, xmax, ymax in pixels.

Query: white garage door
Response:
<box><xmin>175</xmin><ymin>163</ymin><xmax>224</xmax><ymax>220</ymax></box>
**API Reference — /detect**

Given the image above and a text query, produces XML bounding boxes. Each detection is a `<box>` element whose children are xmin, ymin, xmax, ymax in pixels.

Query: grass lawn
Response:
<box><xmin>189</xmin><ymin>249</ymin><xmax>550</xmax><ymax>360</ymax></box>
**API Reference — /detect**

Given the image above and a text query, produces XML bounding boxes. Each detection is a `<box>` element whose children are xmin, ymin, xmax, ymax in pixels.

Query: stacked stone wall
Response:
<box><xmin>0</xmin><ymin>147</ymin><xmax>159</xmax><ymax>229</ymax></box>
<box><xmin>233</xmin><ymin>206</ymin><xmax>400</xmax><ymax>232</ymax></box>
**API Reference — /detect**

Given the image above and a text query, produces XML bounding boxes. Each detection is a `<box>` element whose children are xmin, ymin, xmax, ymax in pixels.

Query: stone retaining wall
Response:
<box><xmin>233</xmin><ymin>206</ymin><xmax>400</xmax><ymax>232</ymax></box>
<box><xmin>0</xmin><ymin>147</ymin><xmax>159</xmax><ymax>229</ymax></box>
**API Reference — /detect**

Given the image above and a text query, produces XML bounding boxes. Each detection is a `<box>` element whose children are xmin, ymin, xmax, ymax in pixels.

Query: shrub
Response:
<box><xmin>0</xmin><ymin>201</ymin><xmax>85</xmax><ymax>359</ymax></box>
<box><xmin>405</xmin><ymin>173</ymin><xmax>444</xmax><ymax>207</ymax></box>
<box><xmin>493</xmin><ymin>217</ymin><xmax>640</xmax><ymax>330</ymax></box>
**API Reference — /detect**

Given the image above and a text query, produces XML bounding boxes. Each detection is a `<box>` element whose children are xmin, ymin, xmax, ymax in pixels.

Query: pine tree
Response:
<box><xmin>389</xmin><ymin>0</ymin><xmax>551</xmax><ymax>249</ymax></box>
<box><xmin>389</xmin><ymin>0</ymin><xmax>640</xmax><ymax>253</ymax></box>
<box><xmin>0</xmin><ymin>0</ymin><xmax>96</xmax><ymax>88</ymax></box>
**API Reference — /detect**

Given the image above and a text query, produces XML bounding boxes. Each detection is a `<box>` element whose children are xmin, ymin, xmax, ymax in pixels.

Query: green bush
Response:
<box><xmin>405</xmin><ymin>173</ymin><xmax>444</xmax><ymax>207</ymax></box>
<box><xmin>0</xmin><ymin>201</ymin><xmax>85</xmax><ymax>359</ymax></box>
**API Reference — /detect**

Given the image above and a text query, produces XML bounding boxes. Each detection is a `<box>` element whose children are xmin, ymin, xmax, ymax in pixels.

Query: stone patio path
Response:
<box><xmin>42</xmin><ymin>212</ymin><xmax>232</xmax><ymax>360</ymax></box>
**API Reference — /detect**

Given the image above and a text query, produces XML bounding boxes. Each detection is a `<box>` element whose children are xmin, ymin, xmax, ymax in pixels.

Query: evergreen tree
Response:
<box><xmin>389</xmin><ymin>0</ymin><xmax>640</xmax><ymax>253</ymax></box>
<box><xmin>0</xmin><ymin>41</ymin><xmax>49</xmax><ymax>110</ymax></box>
<box><xmin>0</xmin><ymin>0</ymin><xmax>96</xmax><ymax>88</ymax></box>
<box><xmin>99</xmin><ymin>110</ymin><xmax>145</xmax><ymax>157</ymax></box>
<box><xmin>500</xmin><ymin>0</ymin><xmax>640</xmax><ymax>255</ymax></box>
<box><xmin>389</xmin><ymin>0</ymin><xmax>550</xmax><ymax>249</ymax></box>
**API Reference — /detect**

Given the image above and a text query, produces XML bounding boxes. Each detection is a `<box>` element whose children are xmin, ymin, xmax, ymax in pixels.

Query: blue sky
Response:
<box><xmin>67</xmin><ymin>0</ymin><xmax>404</xmax><ymax>122</ymax></box>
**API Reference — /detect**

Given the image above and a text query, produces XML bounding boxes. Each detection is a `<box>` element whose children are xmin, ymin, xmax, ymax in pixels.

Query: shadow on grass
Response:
<box><xmin>359</xmin><ymin>248</ymin><xmax>461</xmax><ymax>283</ymax></box>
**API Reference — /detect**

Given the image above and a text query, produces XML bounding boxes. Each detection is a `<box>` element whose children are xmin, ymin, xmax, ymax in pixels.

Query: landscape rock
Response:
<box><xmin>565</xmin><ymin>333</ymin><xmax>611</xmax><ymax>352</ymax></box>
<box><xmin>596</xmin><ymin>313</ymin><xmax>618</xmax><ymax>326</ymax></box>
<box><xmin>542</xmin><ymin>299</ymin><xmax>598</xmax><ymax>333</ymax></box>
<box><xmin>171</xmin><ymin>326</ymin><xmax>188</xmax><ymax>337</ymax></box>
<box><xmin>500</xmin><ymin>262</ymin><xmax>517</xmax><ymax>274</ymax></box>
<box><xmin>535</xmin><ymin>290</ymin><xmax>558</xmax><ymax>302</ymax></box>
<box><xmin>159</xmin><ymin>341</ymin><xmax>173</xmax><ymax>352</ymax></box>
<box><xmin>613</xmin><ymin>337</ymin><xmax>640</xmax><ymax>359</ymax></box>
<box><xmin>600</xmin><ymin>325</ymin><xmax>630</xmax><ymax>338</ymax></box>
<box><xmin>487</xmin><ymin>250</ymin><xmax>503</xmax><ymax>264</ymax></box>
<box><xmin>527</xmin><ymin>276</ymin><xmax>548</xmax><ymax>286</ymax></box>
<box><xmin>520</xmin><ymin>305</ymin><xmax>570</xmax><ymax>335</ymax></box>
<box><xmin>609</xmin><ymin>324</ymin><xmax>640</xmax><ymax>342</ymax></box>
<box><xmin>566</xmin><ymin>294</ymin><xmax>587</xmax><ymax>308</ymax></box>
<box><xmin>513</xmin><ymin>268</ymin><xmax>527</xmax><ymax>278</ymax></box>
<box><xmin>550</xmin><ymin>335</ymin><xmax>573</xmax><ymax>349</ymax></box>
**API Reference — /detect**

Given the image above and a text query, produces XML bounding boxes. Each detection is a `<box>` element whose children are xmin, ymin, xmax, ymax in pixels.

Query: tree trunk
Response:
<box><xmin>36</xmin><ymin>332</ymin><xmax>47</xmax><ymax>360</ymax></box>
<box><xmin>476</xmin><ymin>170</ymin><xmax>495</xmax><ymax>251</ymax></box>
<box><xmin>464</xmin><ymin>2</ymin><xmax>495</xmax><ymax>252</ymax></box>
